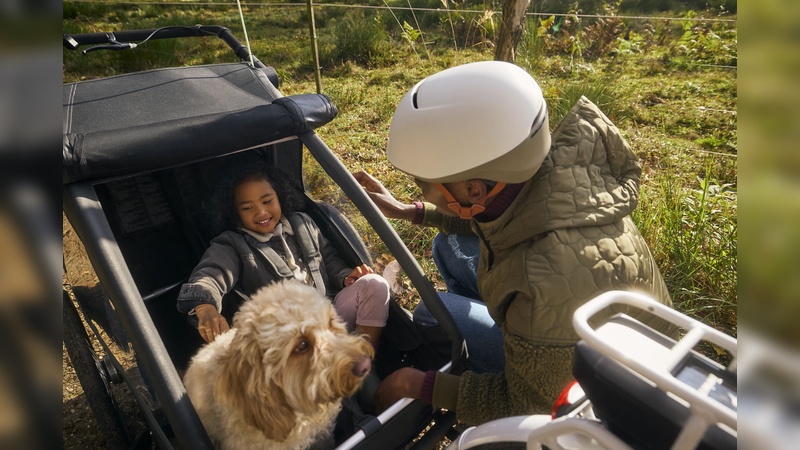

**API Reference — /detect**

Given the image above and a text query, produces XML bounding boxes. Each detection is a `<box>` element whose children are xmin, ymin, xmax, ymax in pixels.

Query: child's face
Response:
<box><xmin>234</xmin><ymin>178</ymin><xmax>282</xmax><ymax>234</ymax></box>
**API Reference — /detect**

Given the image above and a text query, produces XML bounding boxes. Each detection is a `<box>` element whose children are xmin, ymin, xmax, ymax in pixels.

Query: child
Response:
<box><xmin>177</xmin><ymin>161</ymin><xmax>390</xmax><ymax>347</ymax></box>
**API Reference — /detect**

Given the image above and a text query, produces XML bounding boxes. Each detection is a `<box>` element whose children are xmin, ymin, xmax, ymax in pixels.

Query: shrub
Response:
<box><xmin>550</xmin><ymin>78</ymin><xmax>625</xmax><ymax>124</ymax></box>
<box><xmin>324</xmin><ymin>11</ymin><xmax>391</xmax><ymax>67</ymax></box>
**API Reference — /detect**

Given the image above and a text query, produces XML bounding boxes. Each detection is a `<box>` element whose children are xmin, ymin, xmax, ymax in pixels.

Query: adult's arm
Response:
<box><xmin>418</xmin><ymin>202</ymin><xmax>474</xmax><ymax>236</ymax></box>
<box><xmin>433</xmin><ymin>331</ymin><xmax>575</xmax><ymax>425</ymax></box>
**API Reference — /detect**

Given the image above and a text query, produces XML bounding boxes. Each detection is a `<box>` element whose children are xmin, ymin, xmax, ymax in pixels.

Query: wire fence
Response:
<box><xmin>65</xmin><ymin>0</ymin><xmax>737</xmax><ymax>23</ymax></box>
<box><xmin>64</xmin><ymin>0</ymin><xmax>737</xmax><ymax>71</ymax></box>
<box><xmin>64</xmin><ymin>0</ymin><xmax>738</xmax><ymax>161</ymax></box>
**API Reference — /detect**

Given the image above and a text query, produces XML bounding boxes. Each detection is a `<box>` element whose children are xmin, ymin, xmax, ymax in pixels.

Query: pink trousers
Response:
<box><xmin>332</xmin><ymin>273</ymin><xmax>390</xmax><ymax>330</ymax></box>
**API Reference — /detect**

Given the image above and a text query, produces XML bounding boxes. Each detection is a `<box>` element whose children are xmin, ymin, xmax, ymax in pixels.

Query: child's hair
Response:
<box><xmin>213</xmin><ymin>158</ymin><xmax>305</xmax><ymax>233</ymax></box>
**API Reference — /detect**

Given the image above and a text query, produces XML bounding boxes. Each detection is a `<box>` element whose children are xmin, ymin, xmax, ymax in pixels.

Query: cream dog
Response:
<box><xmin>183</xmin><ymin>280</ymin><xmax>374</xmax><ymax>450</ymax></box>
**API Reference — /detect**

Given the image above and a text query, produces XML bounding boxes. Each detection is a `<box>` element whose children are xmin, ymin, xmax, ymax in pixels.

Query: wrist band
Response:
<box><xmin>412</xmin><ymin>201</ymin><xmax>425</xmax><ymax>224</ymax></box>
<box><xmin>420</xmin><ymin>370</ymin><xmax>437</xmax><ymax>404</ymax></box>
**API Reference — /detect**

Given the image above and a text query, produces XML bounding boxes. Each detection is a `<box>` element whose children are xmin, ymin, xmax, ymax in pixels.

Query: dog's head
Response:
<box><xmin>215</xmin><ymin>280</ymin><xmax>374</xmax><ymax>441</ymax></box>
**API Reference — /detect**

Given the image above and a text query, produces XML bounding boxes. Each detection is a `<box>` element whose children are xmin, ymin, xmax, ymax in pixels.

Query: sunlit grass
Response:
<box><xmin>633</xmin><ymin>164</ymin><xmax>737</xmax><ymax>334</ymax></box>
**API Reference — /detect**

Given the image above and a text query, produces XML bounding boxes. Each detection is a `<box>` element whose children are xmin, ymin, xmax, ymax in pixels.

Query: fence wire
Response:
<box><xmin>64</xmin><ymin>0</ymin><xmax>737</xmax><ymax>23</ymax></box>
<box><xmin>64</xmin><ymin>0</ymin><xmax>738</xmax><ymax>163</ymax></box>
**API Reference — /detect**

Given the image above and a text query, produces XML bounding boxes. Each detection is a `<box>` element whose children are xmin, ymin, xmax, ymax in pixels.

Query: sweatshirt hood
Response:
<box><xmin>476</xmin><ymin>96</ymin><xmax>642</xmax><ymax>252</ymax></box>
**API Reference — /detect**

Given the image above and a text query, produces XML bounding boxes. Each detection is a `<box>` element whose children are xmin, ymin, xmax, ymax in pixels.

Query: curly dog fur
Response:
<box><xmin>183</xmin><ymin>281</ymin><xmax>374</xmax><ymax>450</ymax></box>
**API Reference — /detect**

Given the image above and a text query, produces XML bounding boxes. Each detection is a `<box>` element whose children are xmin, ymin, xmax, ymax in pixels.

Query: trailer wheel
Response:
<box><xmin>63</xmin><ymin>289</ymin><xmax>130</xmax><ymax>450</ymax></box>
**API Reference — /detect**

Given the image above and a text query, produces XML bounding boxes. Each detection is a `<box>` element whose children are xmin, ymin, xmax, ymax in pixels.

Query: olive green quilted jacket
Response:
<box><xmin>431</xmin><ymin>96</ymin><xmax>675</xmax><ymax>425</ymax></box>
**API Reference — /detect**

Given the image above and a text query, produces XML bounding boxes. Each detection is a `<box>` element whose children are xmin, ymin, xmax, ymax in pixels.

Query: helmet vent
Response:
<box><xmin>412</xmin><ymin>91</ymin><xmax>419</xmax><ymax>109</ymax></box>
<box><xmin>529</xmin><ymin>105</ymin><xmax>548</xmax><ymax>138</ymax></box>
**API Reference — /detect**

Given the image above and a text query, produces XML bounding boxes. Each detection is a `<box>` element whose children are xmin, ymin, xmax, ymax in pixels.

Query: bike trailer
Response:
<box><xmin>63</xmin><ymin>25</ymin><xmax>467</xmax><ymax>450</ymax></box>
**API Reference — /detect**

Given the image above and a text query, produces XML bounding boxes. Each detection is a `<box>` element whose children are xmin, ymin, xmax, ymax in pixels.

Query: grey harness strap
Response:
<box><xmin>244</xmin><ymin>212</ymin><xmax>327</xmax><ymax>295</ymax></box>
<box><xmin>287</xmin><ymin>213</ymin><xmax>327</xmax><ymax>294</ymax></box>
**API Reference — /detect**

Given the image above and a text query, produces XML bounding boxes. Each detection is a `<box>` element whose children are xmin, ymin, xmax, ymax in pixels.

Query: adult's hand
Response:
<box><xmin>352</xmin><ymin>170</ymin><xmax>417</xmax><ymax>221</ymax></box>
<box><xmin>195</xmin><ymin>304</ymin><xmax>229</xmax><ymax>343</ymax></box>
<box><xmin>374</xmin><ymin>366</ymin><xmax>427</xmax><ymax>412</ymax></box>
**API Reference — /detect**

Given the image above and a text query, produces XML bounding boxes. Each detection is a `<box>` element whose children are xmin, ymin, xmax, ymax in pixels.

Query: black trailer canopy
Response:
<box><xmin>63</xmin><ymin>63</ymin><xmax>337</xmax><ymax>184</ymax></box>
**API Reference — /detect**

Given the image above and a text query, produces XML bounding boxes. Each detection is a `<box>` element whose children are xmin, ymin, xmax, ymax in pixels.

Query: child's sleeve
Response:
<box><xmin>176</xmin><ymin>236</ymin><xmax>242</xmax><ymax>316</ymax></box>
<box><xmin>316</xmin><ymin>228</ymin><xmax>354</xmax><ymax>289</ymax></box>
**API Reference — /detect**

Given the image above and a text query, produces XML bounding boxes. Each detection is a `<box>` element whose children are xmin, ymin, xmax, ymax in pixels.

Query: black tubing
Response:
<box><xmin>63</xmin><ymin>183</ymin><xmax>214</xmax><ymax>450</ymax></box>
<box><xmin>63</xmin><ymin>25</ymin><xmax>267</xmax><ymax>68</ymax></box>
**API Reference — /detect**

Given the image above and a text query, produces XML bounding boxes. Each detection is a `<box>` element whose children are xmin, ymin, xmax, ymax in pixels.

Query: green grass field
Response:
<box><xmin>63</xmin><ymin>0</ymin><xmax>737</xmax><ymax>341</ymax></box>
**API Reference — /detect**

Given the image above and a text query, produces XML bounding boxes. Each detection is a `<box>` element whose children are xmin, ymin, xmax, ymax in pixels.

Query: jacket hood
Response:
<box><xmin>476</xmin><ymin>96</ymin><xmax>641</xmax><ymax>251</ymax></box>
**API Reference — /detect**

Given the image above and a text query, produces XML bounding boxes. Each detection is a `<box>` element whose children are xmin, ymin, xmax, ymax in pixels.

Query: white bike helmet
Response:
<box><xmin>387</xmin><ymin>61</ymin><xmax>551</xmax><ymax>184</ymax></box>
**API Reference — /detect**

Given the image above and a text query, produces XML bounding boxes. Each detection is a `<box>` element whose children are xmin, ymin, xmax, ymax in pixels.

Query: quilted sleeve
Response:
<box><xmin>420</xmin><ymin>202</ymin><xmax>474</xmax><ymax>235</ymax></box>
<box><xmin>433</xmin><ymin>332</ymin><xmax>575</xmax><ymax>426</ymax></box>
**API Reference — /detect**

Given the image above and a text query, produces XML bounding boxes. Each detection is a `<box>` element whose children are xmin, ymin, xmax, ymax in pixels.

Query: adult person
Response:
<box><xmin>369</xmin><ymin>61</ymin><xmax>676</xmax><ymax>426</ymax></box>
<box><xmin>352</xmin><ymin>172</ymin><xmax>504</xmax><ymax>374</ymax></box>
<box><xmin>352</xmin><ymin>171</ymin><xmax>481</xmax><ymax>300</ymax></box>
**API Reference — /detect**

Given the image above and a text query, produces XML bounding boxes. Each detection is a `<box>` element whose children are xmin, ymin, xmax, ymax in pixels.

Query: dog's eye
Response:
<box><xmin>293</xmin><ymin>339</ymin><xmax>310</xmax><ymax>354</ymax></box>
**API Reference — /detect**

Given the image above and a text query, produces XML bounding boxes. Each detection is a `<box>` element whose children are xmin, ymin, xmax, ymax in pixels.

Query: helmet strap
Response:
<box><xmin>434</xmin><ymin>181</ymin><xmax>507</xmax><ymax>219</ymax></box>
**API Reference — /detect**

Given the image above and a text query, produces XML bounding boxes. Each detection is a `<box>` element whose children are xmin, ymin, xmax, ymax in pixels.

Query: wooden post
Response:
<box><xmin>494</xmin><ymin>0</ymin><xmax>531</xmax><ymax>63</ymax></box>
<box><xmin>307</xmin><ymin>0</ymin><xmax>322</xmax><ymax>93</ymax></box>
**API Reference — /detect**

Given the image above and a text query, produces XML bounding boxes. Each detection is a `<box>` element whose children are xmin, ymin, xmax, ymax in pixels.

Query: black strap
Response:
<box><xmin>355</xmin><ymin>414</ymin><xmax>382</xmax><ymax>437</ymax></box>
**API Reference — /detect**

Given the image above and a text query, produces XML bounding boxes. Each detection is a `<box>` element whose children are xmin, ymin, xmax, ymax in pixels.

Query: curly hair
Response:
<box><xmin>213</xmin><ymin>159</ymin><xmax>305</xmax><ymax>234</ymax></box>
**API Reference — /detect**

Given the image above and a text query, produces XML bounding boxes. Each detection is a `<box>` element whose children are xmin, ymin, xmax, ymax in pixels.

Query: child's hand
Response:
<box><xmin>195</xmin><ymin>304</ymin><xmax>230</xmax><ymax>343</ymax></box>
<box><xmin>344</xmin><ymin>264</ymin><xmax>374</xmax><ymax>286</ymax></box>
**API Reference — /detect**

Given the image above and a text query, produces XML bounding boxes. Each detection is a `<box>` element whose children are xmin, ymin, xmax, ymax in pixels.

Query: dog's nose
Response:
<box><xmin>352</xmin><ymin>356</ymin><xmax>371</xmax><ymax>377</ymax></box>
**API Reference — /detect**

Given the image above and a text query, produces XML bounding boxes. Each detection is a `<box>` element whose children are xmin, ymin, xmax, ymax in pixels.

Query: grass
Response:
<box><xmin>633</xmin><ymin>165</ymin><xmax>737</xmax><ymax>330</ymax></box>
<box><xmin>62</xmin><ymin>1</ymin><xmax>737</xmax><ymax>340</ymax></box>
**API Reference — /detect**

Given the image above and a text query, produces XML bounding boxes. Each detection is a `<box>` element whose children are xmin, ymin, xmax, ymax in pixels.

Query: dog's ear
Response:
<box><xmin>215</xmin><ymin>333</ymin><xmax>298</xmax><ymax>442</ymax></box>
<box><xmin>244</xmin><ymin>380</ymin><xmax>297</xmax><ymax>442</ymax></box>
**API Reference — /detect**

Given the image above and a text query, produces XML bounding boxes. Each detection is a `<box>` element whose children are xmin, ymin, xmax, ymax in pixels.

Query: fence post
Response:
<box><xmin>495</xmin><ymin>0</ymin><xmax>531</xmax><ymax>62</ymax></box>
<box><xmin>307</xmin><ymin>0</ymin><xmax>322</xmax><ymax>93</ymax></box>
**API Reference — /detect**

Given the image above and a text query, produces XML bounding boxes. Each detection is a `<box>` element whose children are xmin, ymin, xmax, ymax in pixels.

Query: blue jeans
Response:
<box><xmin>413</xmin><ymin>292</ymin><xmax>506</xmax><ymax>373</ymax></box>
<box><xmin>432</xmin><ymin>232</ymin><xmax>481</xmax><ymax>301</ymax></box>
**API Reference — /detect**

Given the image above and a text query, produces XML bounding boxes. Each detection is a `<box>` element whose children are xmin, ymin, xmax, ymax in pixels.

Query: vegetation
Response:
<box><xmin>63</xmin><ymin>0</ymin><xmax>737</xmax><ymax>343</ymax></box>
